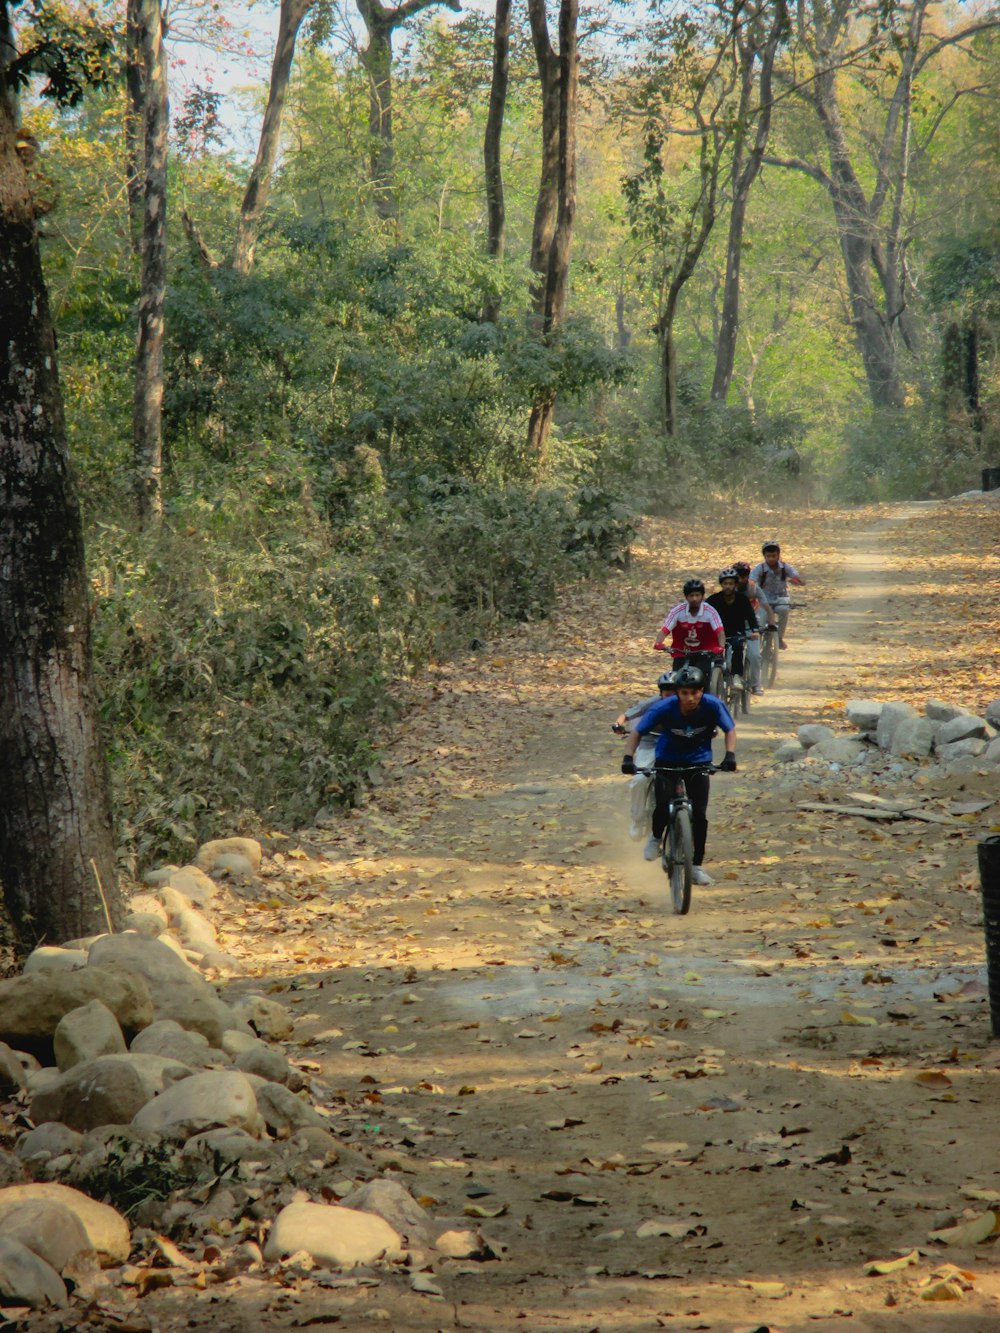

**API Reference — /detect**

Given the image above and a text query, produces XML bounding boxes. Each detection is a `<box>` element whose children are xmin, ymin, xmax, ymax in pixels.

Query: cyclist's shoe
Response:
<box><xmin>691</xmin><ymin>866</ymin><xmax>713</xmax><ymax>886</ymax></box>
<box><xmin>643</xmin><ymin>835</ymin><xmax>659</xmax><ymax>861</ymax></box>
<box><xmin>732</xmin><ymin>675</ymin><xmax>744</xmax><ymax>690</ymax></box>
<box><xmin>779</xmin><ymin>639</ymin><xmax>788</xmax><ymax>650</ymax></box>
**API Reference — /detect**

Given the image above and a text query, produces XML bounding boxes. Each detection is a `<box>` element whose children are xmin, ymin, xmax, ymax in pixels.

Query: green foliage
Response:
<box><xmin>830</xmin><ymin>408</ymin><xmax>988</xmax><ymax>503</ymax></box>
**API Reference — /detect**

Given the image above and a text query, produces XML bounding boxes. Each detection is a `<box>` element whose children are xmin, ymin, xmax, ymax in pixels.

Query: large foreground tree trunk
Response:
<box><xmin>482</xmin><ymin>0</ymin><xmax>511</xmax><ymax>323</ymax></box>
<box><xmin>133</xmin><ymin>0</ymin><xmax>169</xmax><ymax>521</ymax></box>
<box><xmin>232</xmin><ymin>0</ymin><xmax>315</xmax><ymax>275</ymax></box>
<box><xmin>0</xmin><ymin>82</ymin><xmax>121</xmax><ymax>947</ymax></box>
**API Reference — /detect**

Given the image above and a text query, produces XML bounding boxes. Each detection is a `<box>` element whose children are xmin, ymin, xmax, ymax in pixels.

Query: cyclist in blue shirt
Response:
<box><xmin>620</xmin><ymin>665</ymin><xmax>736</xmax><ymax>884</ymax></box>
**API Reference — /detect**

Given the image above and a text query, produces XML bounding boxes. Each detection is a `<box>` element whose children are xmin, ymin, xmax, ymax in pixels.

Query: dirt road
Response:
<box><xmin>178</xmin><ymin>499</ymin><xmax>1000</xmax><ymax>1331</ymax></box>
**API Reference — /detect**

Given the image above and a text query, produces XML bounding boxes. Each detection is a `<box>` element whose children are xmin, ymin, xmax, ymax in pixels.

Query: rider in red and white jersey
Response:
<box><xmin>653</xmin><ymin>578</ymin><xmax>724</xmax><ymax>682</ymax></box>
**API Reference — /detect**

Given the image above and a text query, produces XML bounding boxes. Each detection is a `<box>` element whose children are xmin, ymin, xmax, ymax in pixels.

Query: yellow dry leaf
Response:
<box><xmin>741</xmin><ymin>1280</ymin><xmax>787</xmax><ymax>1298</ymax></box>
<box><xmin>928</xmin><ymin>1212</ymin><xmax>996</xmax><ymax>1246</ymax></box>
<box><xmin>864</xmin><ymin>1248</ymin><xmax>919</xmax><ymax>1275</ymax></box>
<box><xmin>840</xmin><ymin>1010</ymin><xmax>878</xmax><ymax>1027</ymax></box>
<box><xmin>920</xmin><ymin>1279</ymin><xmax>964</xmax><ymax>1301</ymax></box>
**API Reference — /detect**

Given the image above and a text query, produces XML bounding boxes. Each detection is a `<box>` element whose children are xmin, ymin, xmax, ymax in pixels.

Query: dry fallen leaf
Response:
<box><xmin>864</xmin><ymin>1248</ymin><xmax>919</xmax><ymax>1275</ymax></box>
<box><xmin>928</xmin><ymin>1211</ymin><xmax>996</xmax><ymax>1246</ymax></box>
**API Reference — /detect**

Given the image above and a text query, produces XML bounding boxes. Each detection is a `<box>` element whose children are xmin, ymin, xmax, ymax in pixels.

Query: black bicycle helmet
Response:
<box><xmin>733</xmin><ymin>561</ymin><xmax>751</xmax><ymax>576</ymax></box>
<box><xmin>682</xmin><ymin>578</ymin><xmax>705</xmax><ymax>595</ymax></box>
<box><xmin>761</xmin><ymin>541</ymin><xmax>781</xmax><ymax>555</ymax></box>
<box><xmin>718</xmin><ymin>567</ymin><xmax>738</xmax><ymax>582</ymax></box>
<box><xmin>657</xmin><ymin>671</ymin><xmax>676</xmax><ymax>690</ymax></box>
<box><xmin>672</xmin><ymin>665</ymin><xmax>706</xmax><ymax>690</ymax></box>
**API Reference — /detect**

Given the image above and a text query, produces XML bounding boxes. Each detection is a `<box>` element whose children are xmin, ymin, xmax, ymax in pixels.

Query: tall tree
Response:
<box><xmin>766</xmin><ymin>0</ymin><xmax>1000</xmax><ymax>410</ymax></box>
<box><xmin>526</xmin><ymin>0</ymin><xmax>578</xmax><ymax>458</ymax></box>
<box><xmin>131</xmin><ymin>0</ymin><xmax>168</xmax><ymax>520</ymax></box>
<box><xmin>356</xmin><ymin>0</ymin><xmax>461</xmax><ymax>220</ymax></box>
<box><xmin>526</xmin><ymin>0</ymin><xmax>560</xmax><ymax>319</ymax></box>
<box><xmin>232</xmin><ymin>0</ymin><xmax>317</xmax><ymax>274</ymax></box>
<box><xmin>482</xmin><ymin>0</ymin><xmax>511</xmax><ymax>322</ymax></box>
<box><xmin>0</xmin><ymin>0</ymin><xmax>121</xmax><ymax>946</ymax></box>
<box><xmin>624</xmin><ymin>5</ymin><xmax>741</xmax><ymax>436</ymax></box>
<box><xmin>710</xmin><ymin>0</ymin><xmax>788</xmax><ymax>403</ymax></box>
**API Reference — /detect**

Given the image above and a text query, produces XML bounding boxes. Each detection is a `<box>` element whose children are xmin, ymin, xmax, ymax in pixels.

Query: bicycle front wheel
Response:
<box><xmin>709</xmin><ymin>663</ymin><xmax>724</xmax><ymax>698</ymax></box>
<box><xmin>669</xmin><ymin>807</ymin><xmax>694</xmax><ymax>915</ymax></box>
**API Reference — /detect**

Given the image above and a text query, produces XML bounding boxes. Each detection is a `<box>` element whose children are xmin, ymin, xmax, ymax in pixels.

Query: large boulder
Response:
<box><xmin>812</xmin><ymin>737</ymin><xmax>866</xmax><ymax>765</ymax></box>
<box><xmin>983</xmin><ymin>736</ymin><xmax>1000</xmax><ymax>767</ymax></box>
<box><xmin>130</xmin><ymin>1020</ymin><xmax>222</xmax><ymax>1069</ymax></box>
<box><xmin>31</xmin><ymin>1053</ymin><xmax>193</xmax><ymax>1132</ymax></box>
<box><xmin>252</xmin><ymin>1081</ymin><xmax>328</xmax><ymax>1134</ymax></box>
<box><xmin>876</xmin><ymin>701</ymin><xmax>918</xmax><ymax>751</ymax></box>
<box><xmin>774</xmin><ymin>741</ymin><xmax>807</xmax><ymax>764</ymax></box>
<box><xmin>86</xmin><ymin>936</ymin><xmax>246</xmax><ymax>1044</ymax></box>
<box><xmin>797</xmin><ymin>724</ymin><xmax>835</xmax><ymax>749</ymax></box>
<box><xmin>890</xmin><ymin>716</ymin><xmax>937</xmax><ymax>759</ymax></box>
<box><xmin>0</xmin><ymin>1199</ymin><xmax>94</xmax><ymax>1275</ymax></box>
<box><xmin>937</xmin><ymin>713</ymin><xmax>988</xmax><ymax>746</ymax></box>
<box><xmin>0</xmin><ymin>1184</ymin><xmax>130</xmax><ymax>1266</ymax></box>
<box><xmin>16</xmin><ymin>1125</ymin><xmax>83</xmax><ymax>1164</ymax></box>
<box><xmin>937</xmin><ymin>737</ymin><xmax>988</xmax><ymax>763</ymax></box>
<box><xmin>21</xmin><ymin>948</ymin><xmax>88</xmax><ymax>977</ymax></box>
<box><xmin>53</xmin><ymin>1001</ymin><xmax>126</xmax><ymax>1072</ymax></box>
<box><xmin>132</xmin><ymin>1070</ymin><xmax>262</xmax><ymax>1140</ymax></box>
<box><xmin>263</xmin><ymin>1202</ymin><xmax>404</xmax><ymax>1267</ymax></box>
<box><xmin>0</xmin><ymin>969</ymin><xmax>153</xmax><ymax>1057</ymax></box>
<box><xmin>340</xmin><ymin>1180</ymin><xmax>433</xmax><ymax>1245</ymax></box>
<box><xmin>145</xmin><ymin>866</ymin><xmax>217</xmax><ymax>909</ymax></box>
<box><xmin>229</xmin><ymin>994</ymin><xmax>293</xmax><ymax>1041</ymax></box>
<box><xmin>194</xmin><ymin>838</ymin><xmax>262</xmax><ymax>875</ymax></box>
<box><xmin>924</xmin><ymin>699</ymin><xmax>967</xmax><ymax>723</ymax></box>
<box><xmin>845</xmin><ymin>700</ymin><xmax>883</xmax><ymax>731</ymax></box>
<box><xmin>986</xmin><ymin>699</ymin><xmax>1000</xmax><ymax>730</ymax></box>
<box><xmin>0</xmin><ymin>1044</ymin><xmax>26</xmax><ymax>1094</ymax></box>
<box><xmin>0</xmin><ymin>1237</ymin><xmax>66</xmax><ymax>1308</ymax></box>
<box><xmin>169</xmin><ymin>908</ymin><xmax>217</xmax><ymax>954</ymax></box>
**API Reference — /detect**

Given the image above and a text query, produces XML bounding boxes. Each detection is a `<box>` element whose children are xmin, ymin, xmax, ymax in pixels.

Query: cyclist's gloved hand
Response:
<box><xmin>621</xmin><ymin>755</ymin><xmax>636</xmax><ymax>775</ymax></box>
<box><xmin>719</xmin><ymin>754</ymin><xmax>737</xmax><ymax>772</ymax></box>
<box><xmin>653</xmin><ymin>642</ymin><xmax>668</xmax><ymax>651</ymax></box>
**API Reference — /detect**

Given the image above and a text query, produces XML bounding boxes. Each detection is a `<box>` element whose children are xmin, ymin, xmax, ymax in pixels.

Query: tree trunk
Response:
<box><xmin>232</xmin><ymin>0</ymin><xmax>314</xmax><ymax>275</ymax></box>
<box><xmin>813</xmin><ymin>67</ymin><xmax>904</xmax><ymax>410</ymax></box>
<box><xmin>358</xmin><ymin>2</ymin><xmax>396</xmax><ymax>221</ymax></box>
<box><xmin>527</xmin><ymin>0</ymin><xmax>578</xmax><ymax>461</ymax></box>
<box><xmin>0</xmin><ymin>81</ymin><xmax>121</xmax><ymax>948</ymax></box>
<box><xmin>482</xmin><ymin>0</ymin><xmax>511</xmax><ymax>322</ymax></box>
<box><xmin>124</xmin><ymin>0</ymin><xmax>144</xmax><ymax>255</ymax></box>
<box><xmin>711</xmin><ymin>0</ymin><xmax>786</xmax><ymax>403</ymax></box>
<box><xmin>133</xmin><ymin>0</ymin><xmax>169</xmax><ymax>521</ymax></box>
<box><xmin>527</xmin><ymin>0</ymin><xmax>560</xmax><ymax>321</ymax></box>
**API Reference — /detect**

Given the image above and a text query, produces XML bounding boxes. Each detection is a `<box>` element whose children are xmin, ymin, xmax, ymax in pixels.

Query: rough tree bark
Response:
<box><xmin>526</xmin><ymin>0</ymin><xmax>561</xmax><ymax>321</ymax></box>
<box><xmin>710</xmin><ymin>0</ymin><xmax>787</xmax><ymax>403</ymax></box>
<box><xmin>356</xmin><ymin>0</ymin><xmax>461</xmax><ymax>221</ymax></box>
<box><xmin>482</xmin><ymin>0</ymin><xmax>511</xmax><ymax>323</ymax></box>
<box><xmin>0</xmin><ymin>36</ymin><xmax>121</xmax><ymax>947</ymax></box>
<box><xmin>232</xmin><ymin>0</ymin><xmax>316</xmax><ymax>275</ymax></box>
<box><xmin>526</xmin><ymin>0</ymin><xmax>578</xmax><ymax>459</ymax></box>
<box><xmin>124</xmin><ymin>0</ymin><xmax>144</xmax><ymax>255</ymax></box>
<box><xmin>133</xmin><ymin>0</ymin><xmax>169</xmax><ymax>521</ymax></box>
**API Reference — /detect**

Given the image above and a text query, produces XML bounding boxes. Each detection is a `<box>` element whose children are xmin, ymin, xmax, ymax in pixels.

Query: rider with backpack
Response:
<box><xmin>749</xmin><ymin>542</ymin><xmax>806</xmax><ymax>650</ymax></box>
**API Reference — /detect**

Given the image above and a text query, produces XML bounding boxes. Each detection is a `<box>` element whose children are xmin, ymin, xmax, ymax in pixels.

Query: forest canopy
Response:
<box><xmin>8</xmin><ymin>0</ymin><xmax>1000</xmax><ymax>870</ymax></box>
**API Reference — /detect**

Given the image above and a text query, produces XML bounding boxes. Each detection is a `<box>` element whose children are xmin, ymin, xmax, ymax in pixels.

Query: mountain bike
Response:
<box><xmin>720</xmin><ymin>633</ymin><xmax>750</xmax><ymax>715</ymax></box>
<box><xmin>759</xmin><ymin>624</ymin><xmax>780</xmax><ymax>688</ymax></box>
<box><xmin>638</xmin><ymin>763</ymin><xmax>717</xmax><ymax>915</ymax></box>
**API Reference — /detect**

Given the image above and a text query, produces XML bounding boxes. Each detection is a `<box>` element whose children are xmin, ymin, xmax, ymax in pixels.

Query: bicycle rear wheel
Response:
<box><xmin>764</xmin><ymin>636</ymin><xmax>778</xmax><ymax>688</ymax></box>
<box><xmin>668</xmin><ymin>807</ymin><xmax>694</xmax><ymax>915</ymax></box>
<box><xmin>739</xmin><ymin>682</ymin><xmax>750</xmax><ymax>715</ymax></box>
